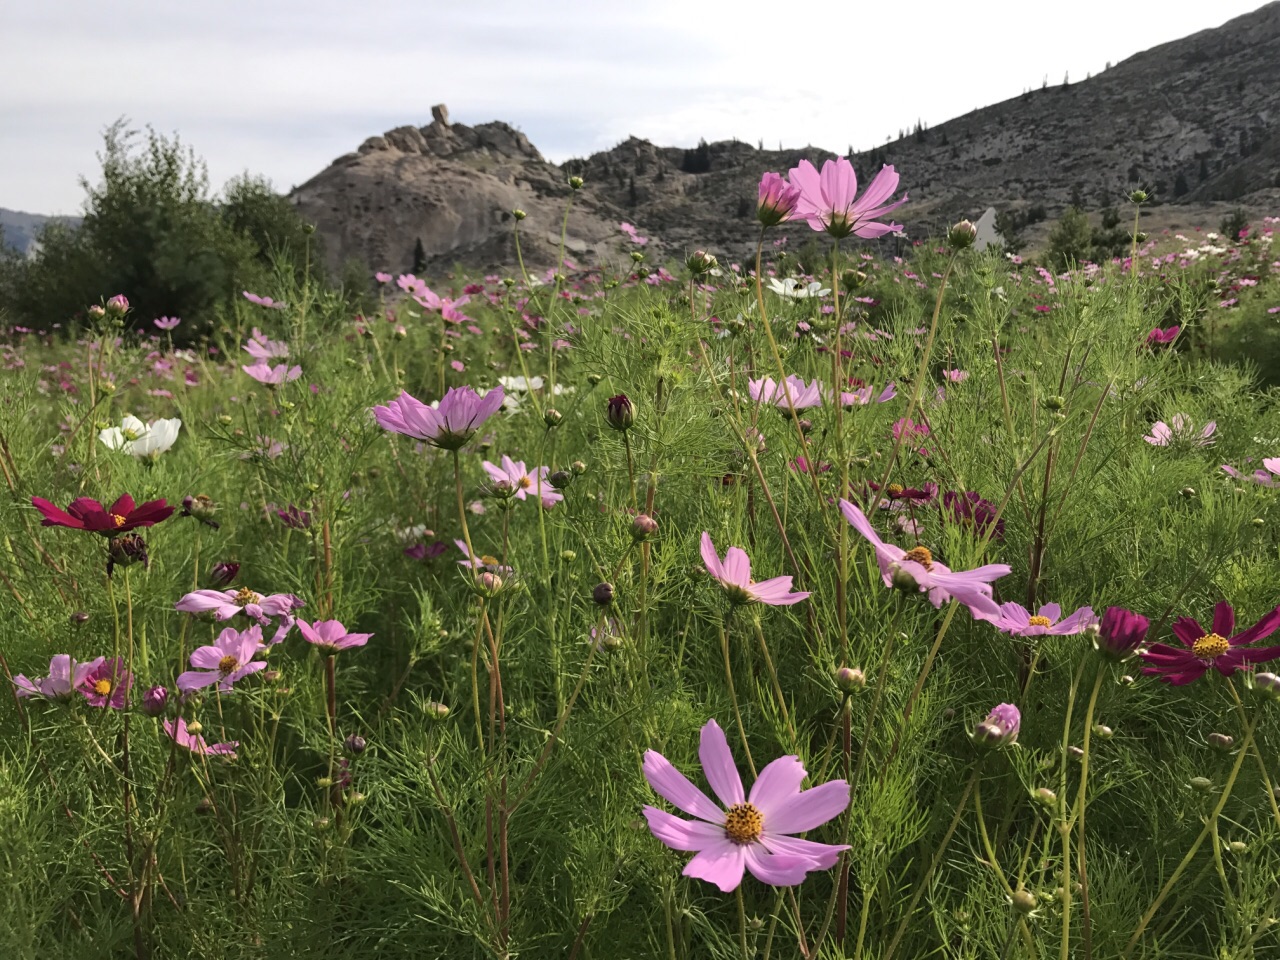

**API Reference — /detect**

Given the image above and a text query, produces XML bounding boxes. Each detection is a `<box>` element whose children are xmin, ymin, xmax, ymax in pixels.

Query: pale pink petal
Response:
<box><xmin>721</xmin><ymin>547</ymin><xmax>751</xmax><ymax>589</ymax></box>
<box><xmin>682</xmin><ymin>842</ymin><xmax>746</xmax><ymax>892</ymax></box>
<box><xmin>642</xmin><ymin>750</ymin><xmax>725</xmax><ymax>823</ymax></box>
<box><xmin>763</xmin><ymin>780</ymin><xmax>850</xmax><ymax>835</ymax></box>
<box><xmin>759</xmin><ymin>833</ymin><xmax>849</xmax><ymax>869</ymax></box>
<box><xmin>699</xmin><ymin>532</ymin><xmax>724</xmax><ymax>581</ymax></box>
<box><xmin>750</xmin><ymin>576</ymin><xmax>809</xmax><ymax>606</ymax></box>
<box><xmin>642</xmin><ymin>807</ymin><xmax>726</xmax><ymax>851</ymax></box>
<box><xmin>743</xmin><ymin>846</ymin><xmax>815</xmax><ymax>886</ymax></box>
<box><xmin>699</xmin><ymin>719</ymin><xmax>744</xmax><ymax>807</ymax></box>
<box><xmin>748</xmin><ymin>755</ymin><xmax>806</xmax><ymax>819</ymax></box>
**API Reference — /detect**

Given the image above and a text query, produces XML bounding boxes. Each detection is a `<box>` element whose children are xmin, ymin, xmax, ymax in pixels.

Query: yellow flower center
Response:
<box><xmin>903</xmin><ymin>546</ymin><xmax>934</xmax><ymax>570</ymax></box>
<box><xmin>93</xmin><ymin>679</ymin><xmax>112</xmax><ymax>696</ymax></box>
<box><xmin>480</xmin><ymin>555</ymin><xmax>500</xmax><ymax>568</ymax></box>
<box><xmin>518</xmin><ymin>476</ymin><xmax>532</xmax><ymax>489</ymax></box>
<box><xmin>1028</xmin><ymin>615</ymin><xmax>1053</xmax><ymax>628</ymax></box>
<box><xmin>218</xmin><ymin>655</ymin><xmax>239</xmax><ymax>674</ymax></box>
<box><xmin>1193</xmin><ymin>633</ymin><xmax>1230</xmax><ymax>659</ymax></box>
<box><xmin>886</xmin><ymin>483</ymin><xmax>904</xmax><ymax>497</ymax></box>
<box><xmin>723</xmin><ymin>803</ymin><xmax>764</xmax><ymax>845</ymax></box>
<box><xmin>122</xmin><ymin>428</ymin><xmax>143</xmax><ymax>441</ymax></box>
<box><xmin>110</xmin><ymin>513</ymin><xmax>127</xmax><ymax>527</ymax></box>
<box><xmin>233</xmin><ymin>587</ymin><xmax>261</xmax><ymax>606</ymax></box>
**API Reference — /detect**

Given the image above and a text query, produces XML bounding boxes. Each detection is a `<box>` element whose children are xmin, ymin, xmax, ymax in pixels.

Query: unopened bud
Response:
<box><xmin>344</xmin><ymin>734</ymin><xmax>367</xmax><ymax>756</ymax></box>
<box><xmin>568</xmin><ymin>175</ymin><xmax>584</xmax><ymax>190</ymax></box>
<box><xmin>543</xmin><ymin>407</ymin><xmax>563</xmax><ymax>427</ymax></box>
<box><xmin>686</xmin><ymin>250</ymin><xmax>717</xmax><ymax>275</ymax></box>
<box><xmin>548</xmin><ymin>469</ymin><xmax>572</xmax><ymax>489</ymax></box>
<box><xmin>630</xmin><ymin>251</ymin><xmax>645</xmax><ymax>263</ymax></box>
<box><xmin>835</xmin><ymin>666</ymin><xmax>866</xmax><ymax>692</ymax></box>
<box><xmin>424</xmin><ymin>700</ymin><xmax>450</xmax><ymax>720</ymax></box>
<box><xmin>105</xmin><ymin>294</ymin><xmax>130</xmax><ymax>317</ymax></box>
<box><xmin>592</xmin><ymin>582</ymin><xmax>614</xmax><ymax>606</ymax></box>
<box><xmin>1228</xmin><ymin>840</ymin><xmax>1248</xmax><ymax>854</ymax></box>
<box><xmin>70</xmin><ymin>611</ymin><xmax>90</xmax><ymax>625</ymax></box>
<box><xmin>1044</xmin><ymin>395</ymin><xmax>1065</xmax><ymax>411</ymax></box>
<box><xmin>605</xmin><ymin>394</ymin><xmax>635</xmax><ymax>431</ymax></box>
<box><xmin>1011</xmin><ymin>890</ymin><xmax>1038</xmax><ymax>915</ymax></box>
<box><xmin>476</xmin><ymin>572</ymin><xmax>504</xmax><ymax>597</ymax></box>
<box><xmin>1189</xmin><ymin>776</ymin><xmax>1214</xmax><ymax>792</ymax></box>
<box><xmin>1207</xmin><ymin>732</ymin><xmax>1234</xmax><ymax>752</ymax></box>
<box><xmin>1092</xmin><ymin>723</ymin><xmax>1113</xmax><ymax>740</ymax></box>
<box><xmin>948</xmin><ymin>220</ymin><xmax>978</xmax><ymax>249</ymax></box>
<box><xmin>1032</xmin><ymin>787</ymin><xmax>1057</xmax><ymax>808</ymax></box>
<box><xmin>1129</xmin><ymin>189</ymin><xmax>1150</xmax><ymax>204</ymax></box>
<box><xmin>631</xmin><ymin>514</ymin><xmax>658</xmax><ymax>540</ymax></box>
<box><xmin>571</xmin><ymin>459</ymin><xmax>587</xmax><ymax>475</ymax></box>
<box><xmin>186</xmin><ymin>720</ymin><xmax>203</xmax><ymax>734</ymax></box>
<box><xmin>512</xmin><ymin>209</ymin><xmax>527</xmax><ymax>221</ymax></box>
<box><xmin>141</xmin><ymin>686</ymin><xmax>168</xmax><ymax>717</ymax></box>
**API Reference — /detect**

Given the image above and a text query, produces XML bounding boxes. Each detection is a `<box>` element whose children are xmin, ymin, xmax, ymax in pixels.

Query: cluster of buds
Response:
<box><xmin>107</xmin><ymin>533</ymin><xmax>149</xmax><ymax>578</ymax></box>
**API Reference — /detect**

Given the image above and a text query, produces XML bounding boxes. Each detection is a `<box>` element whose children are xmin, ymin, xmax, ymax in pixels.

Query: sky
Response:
<box><xmin>1</xmin><ymin>0</ymin><xmax>1271</xmax><ymax>214</ymax></box>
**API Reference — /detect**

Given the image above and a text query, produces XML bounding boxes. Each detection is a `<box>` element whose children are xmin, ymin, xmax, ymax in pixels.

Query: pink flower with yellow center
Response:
<box><xmin>699</xmin><ymin>532</ymin><xmax>809</xmax><ymax>606</ymax></box>
<box><xmin>177</xmin><ymin>626</ymin><xmax>267</xmax><ymax>693</ymax></box>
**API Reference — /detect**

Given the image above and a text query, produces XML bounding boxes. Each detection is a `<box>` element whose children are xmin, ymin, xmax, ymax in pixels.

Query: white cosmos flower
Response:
<box><xmin>99</xmin><ymin>416</ymin><xmax>182</xmax><ymax>459</ymax></box>
<box><xmin>766</xmin><ymin>277</ymin><xmax>831</xmax><ymax>300</ymax></box>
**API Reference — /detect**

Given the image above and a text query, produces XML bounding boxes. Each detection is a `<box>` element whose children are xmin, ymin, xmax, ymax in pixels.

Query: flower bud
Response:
<box><xmin>1207</xmin><ymin>732</ymin><xmax>1234</xmax><ymax>752</ymax></box>
<box><xmin>571</xmin><ymin>459</ymin><xmax>587</xmax><ymax>475</ymax></box>
<box><xmin>344</xmin><ymin>734</ymin><xmax>368</xmax><ymax>756</ymax></box>
<box><xmin>424</xmin><ymin>700</ymin><xmax>450</xmax><ymax>720</ymax></box>
<box><xmin>393</xmin><ymin>325</ymin><xmax>407</xmax><ymax>340</ymax></box>
<box><xmin>1044</xmin><ymin>395</ymin><xmax>1066</xmax><ymax>411</ymax></box>
<box><xmin>107</xmin><ymin>534</ymin><xmax>149</xmax><ymax>578</ymax></box>
<box><xmin>835</xmin><ymin>666</ymin><xmax>866</xmax><ymax>692</ymax></box>
<box><xmin>686</xmin><ymin>250</ymin><xmax>717</xmax><ymax>275</ymax></box>
<box><xmin>592</xmin><ymin>582</ymin><xmax>615</xmax><ymax>606</ymax></box>
<box><xmin>1067</xmin><ymin>745</ymin><xmax>1084</xmax><ymax>760</ymax></box>
<box><xmin>605</xmin><ymin>394</ymin><xmax>635</xmax><ymax>431</ymax></box>
<box><xmin>543</xmin><ymin>407</ymin><xmax>563</xmax><ymax>428</ymax></box>
<box><xmin>195</xmin><ymin>797</ymin><xmax>214</xmax><ymax>815</ymax></box>
<box><xmin>630</xmin><ymin>251</ymin><xmax>645</xmax><ymax>263</ymax></box>
<box><xmin>948</xmin><ymin>220</ymin><xmax>978</xmax><ymax>249</ymax></box>
<box><xmin>71</xmin><ymin>611</ymin><xmax>90</xmax><ymax>625</ymax></box>
<box><xmin>141</xmin><ymin>686</ymin><xmax>168</xmax><ymax>717</ymax></box>
<box><xmin>1128</xmin><ymin>189</ymin><xmax>1150</xmax><ymax>205</ymax></box>
<box><xmin>889</xmin><ymin>563</ymin><xmax>921</xmax><ymax>594</ymax></box>
<box><xmin>1228</xmin><ymin>840</ymin><xmax>1248</xmax><ymax>854</ymax></box>
<box><xmin>182</xmin><ymin>493</ymin><xmax>220</xmax><ymax>527</ymax></box>
<box><xmin>186</xmin><ymin>720</ymin><xmax>203</xmax><ymax>734</ymax></box>
<box><xmin>972</xmin><ymin>703</ymin><xmax>1021</xmax><ymax>750</ymax></box>
<box><xmin>548</xmin><ymin>469</ymin><xmax>572</xmax><ymax>489</ymax></box>
<box><xmin>1032</xmin><ymin>787</ymin><xmax>1057</xmax><ymax>808</ymax></box>
<box><xmin>798</xmin><ymin>418</ymin><xmax>814</xmax><ymax>435</ymax></box>
<box><xmin>568</xmin><ymin>175</ymin><xmax>584</xmax><ymax>190</ymax></box>
<box><xmin>631</xmin><ymin>514</ymin><xmax>658</xmax><ymax>540</ymax></box>
<box><xmin>1189</xmin><ymin>776</ymin><xmax>1214</xmax><ymax>792</ymax></box>
<box><xmin>207</xmin><ymin>561</ymin><xmax>240</xmax><ymax>587</ymax></box>
<box><xmin>1010</xmin><ymin>890</ymin><xmax>1038</xmax><ymax>915</ymax></box>
<box><xmin>559</xmin><ymin>549</ymin><xmax>576</xmax><ymax>562</ymax></box>
<box><xmin>87</xmin><ymin>304</ymin><xmax>107</xmax><ymax>321</ymax></box>
<box><xmin>1250</xmin><ymin>672</ymin><xmax>1280</xmax><ymax>701</ymax></box>
<box><xmin>105</xmin><ymin>294</ymin><xmax>130</xmax><ymax>317</ymax></box>
<box><xmin>476</xmin><ymin>572</ymin><xmax>504</xmax><ymax>597</ymax></box>
<box><xmin>1092</xmin><ymin>723</ymin><xmax>1113</xmax><ymax>740</ymax></box>
<box><xmin>1094</xmin><ymin>606</ymin><xmax>1149</xmax><ymax>662</ymax></box>
<box><xmin>512</xmin><ymin>208</ymin><xmax>527</xmax><ymax>221</ymax></box>
<box><xmin>1179</xmin><ymin>487</ymin><xmax>1196</xmax><ymax>499</ymax></box>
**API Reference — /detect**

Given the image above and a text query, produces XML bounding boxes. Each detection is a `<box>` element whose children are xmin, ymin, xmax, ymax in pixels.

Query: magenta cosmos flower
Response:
<box><xmin>33</xmin><ymin>494</ymin><xmax>174</xmax><ymax>536</ymax></box>
<box><xmin>700</xmin><ymin>532</ymin><xmax>809</xmax><ymax>606</ymax></box>
<box><xmin>296</xmin><ymin>618</ymin><xmax>372</xmax><ymax>653</ymax></box>
<box><xmin>1221</xmin><ymin>459</ymin><xmax>1280</xmax><ymax>488</ymax></box>
<box><xmin>756</xmin><ymin>172</ymin><xmax>803</xmax><ymax>227</ymax></box>
<box><xmin>14</xmin><ymin>654</ymin><xmax>102</xmax><ymax>700</ymax></box>
<box><xmin>1143</xmin><ymin>414</ymin><xmax>1215</xmax><ymax>447</ymax></box>
<box><xmin>972</xmin><ymin>703</ymin><xmax>1020</xmax><ymax>750</ymax></box>
<box><xmin>372</xmin><ymin>386</ymin><xmax>504</xmax><ymax>451</ymax></box>
<box><xmin>642</xmin><ymin>719</ymin><xmax>850</xmax><ymax>892</ymax></box>
<box><xmin>993</xmin><ymin>602</ymin><xmax>1095</xmax><ymax>637</ymax></box>
<box><xmin>839</xmin><ymin>499</ymin><xmax>1009</xmax><ymax>622</ymax></box>
<box><xmin>482</xmin><ymin>455</ymin><xmax>563</xmax><ymax>506</ymax></box>
<box><xmin>1141</xmin><ymin>601</ymin><xmax>1280</xmax><ymax>685</ymax></box>
<box><xmin>177</xmin><ymin>626</ymin><xmax>267</xmax><ymax>692</ymax></box>
<box><xmin>1094</xmin><ymin>606</ymin><xmax>1149</xmax><ymax>662</ymax></box>
<box><xmin>164</xmin><ymin>718</ymin><xmax>238</xmax><ymax>758</ymax></box>
<box><xmin>79</xmin><ymin>657</ymin><xmax>132</xmax><ymax>708</ymax></box>
<box><xmin>788</xmin><ymin>159</ymin><xmax>907</xmax><ymax>239</ymax></box>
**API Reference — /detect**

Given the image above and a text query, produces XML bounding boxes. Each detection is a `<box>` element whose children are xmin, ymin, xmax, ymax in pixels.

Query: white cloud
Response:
<box><xmin>1</xmin><ymin>0</ymin><xmax>1269</xmax><ymax>212</ymax></box>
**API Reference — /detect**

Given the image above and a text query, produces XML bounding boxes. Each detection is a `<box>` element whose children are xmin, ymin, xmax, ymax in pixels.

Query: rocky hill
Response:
<box><xmin>292</xmin><ymin>2</ymin><xmax>1280</xmax><ymax>274</ymax></box>
<box><xmin>0</xmin><ymin>209</ymin><xmax>81</xmax><ymax>257</ymax></box>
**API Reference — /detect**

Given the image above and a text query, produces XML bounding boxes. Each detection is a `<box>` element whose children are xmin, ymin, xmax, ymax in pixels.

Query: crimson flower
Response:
<box><xmin>32</xmin><ymin>494</ymin><xmax>174</xmax><ymax>536</ymax></box>
<box><xmin>1141</xmin><ymin>602</ymin><xmax>1280</xmax><ymax>685</ymax></box>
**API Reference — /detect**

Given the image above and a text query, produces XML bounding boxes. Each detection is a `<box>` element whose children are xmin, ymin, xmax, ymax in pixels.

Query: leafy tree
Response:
<box><xmin>1047</xmin><ymin>206</ymin><xmax>1093</xmax><ymax>269</ymax></box>
<box><xmin>680</xmin><ymin>139</ymin><xmax>711</xmax><ymax>174</ymax></box>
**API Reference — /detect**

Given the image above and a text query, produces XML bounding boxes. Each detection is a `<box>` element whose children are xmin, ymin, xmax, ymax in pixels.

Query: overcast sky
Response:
<box><xmin>2</xmin><ymin>0</ymin><xmax>1270</xmax><ymax>214</ymax></box>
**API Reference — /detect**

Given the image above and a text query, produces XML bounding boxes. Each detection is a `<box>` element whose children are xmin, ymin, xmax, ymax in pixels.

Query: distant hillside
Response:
<box><xmin>0</xmin><ymin>208</ymin><xmax>81</xmax><ymax>257</ymax></box>
<box><xmin>289</xmin><ymin>2</ymin><xmax>1280</xmax><ymax>273</ymax></box>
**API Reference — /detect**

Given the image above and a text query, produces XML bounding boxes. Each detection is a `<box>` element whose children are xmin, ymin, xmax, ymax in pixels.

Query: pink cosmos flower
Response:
<box><xmin>942</xmin><ymin>369</ymin><xmax>969</xmax><ymax>383</ymax></box>
<box><xmin>177</xmin><ymin>625</ymin><xmax>268</xmax><ymax>692</ymax></box>
<box><xmin>642</xmin><ymin>719</ymin><xmax>850</xmax><ymax>892</ymax></box>
<box><xmin>1141</xmin><ymin>601</ymin><xmax>1280</xmax><ymax>685</ymax></box>
<box><xmin>1146</xmin><ymin>325</ymin><xmax>1180</xmax><ymax>346</ymax></box>
<box><xmin>175</xmin><ymin>587</ymin><xmax>303</xmax><ymax>626</ymax></box>
<box><xmin>748</xmin><ymin>375</ymin><xmax>823</xmax><ymax>410</ymax></box>
<box><xmin>296</xmin><ymin>618</ymin><xmax>373</xmax><ymax>653</ymax></box>
<box><xmin>454</xmin><ymin>539</ymin><xmax>513</xmax><ymax>575</ymax></box>
<box><xmin>243</xmin><ymin>327</ymin><xmax>289</xmax><ymax>360</ymax></box>
<box><xmin>700</xmin><ymin>532</ymin><xmax>810</xmax><ymax>606</ymax></box>
<box><xmin>830</xmin><ymin>382</ymin><xmax>897</xmax><ymax>407</ymax></box>
<box><xmin>620</xmin><ymin>222</ymin><xmax>649</xmax><ymax>245</ymax></box>
<box><xmin>164</xmin><ymin>717</ymin><xmax>238</xmax><ymax>758</ymax></box>
<box><xmin>374</xmin><ymin>271</ymin><xmax>392</xmax><ymax>284</ymax></box>
<box><xmin>242</xmin><ymin>361</ymin><xmax>302</xmax><ymax>386</ymax></box>
<box><xmin>756</xmin><ymin>172</ymin><xmax>803</xmax><ymax>227</ymax></box>
<box><xmin>79</xmin><ymin>657</ymin><xmax>132</xmax><ymax>709</ymax></box>
<box><xmin>243</xmin><ymin>291</ymin><xmax>286</xmax><ymax>309</ymax></box>
<box><xmin>1220</xmin><ymin>459</ymin><xmax>1280</xmax><ymax>488</ymax></box>
<box><xmin>788</xmin><ymin>159</ymin><xmax>907</xmax><ymax>239</ymax></box>
<box><xmin>482</xmin><ymin>455</ymin><xmax>563</xmax><ymax>506</ymax></box>
<box><xmin>1144</xmin><ymin>414</ymin><xmax>1215</xmax><ymax>447</ymax></box>
<box><xmin>373</xmin><ymin>386</ymin><xmax>505</xmax><ymax>451</ymax></box>
<box><xmin>14</xmin><ymin>654</ymin><xmax>102</xmax><ymax>700</ymax></box>
<box><xmin>838</xmin><ymin>499</ymin><xmax>1009</xmax><ymax>622</ymax></box>
<box><xmin>153</xmin><ymin>316</ymin><xmax>181</xmax><ymax>331</ymax></box>
<box><xmin>993</xmin><ymin>602</ymin><xmax>1096</xmax><ymax>637</ymax></box>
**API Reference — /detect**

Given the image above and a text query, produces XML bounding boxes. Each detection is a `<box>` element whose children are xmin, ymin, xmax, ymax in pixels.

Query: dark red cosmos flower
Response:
<box><xmin>942</xmin><ymin>490</ymin><xmax>1005</xmax><ymax>540</ymax></box>
<box><xmin>32</xmin><ymin>495</ymin><xmax>174</xmax><ymax>536</ymax></box>
<box><xmin>1141</xmin><ymin>601</ymin><xmax>1280</xmax><ymax>685</ymax></box>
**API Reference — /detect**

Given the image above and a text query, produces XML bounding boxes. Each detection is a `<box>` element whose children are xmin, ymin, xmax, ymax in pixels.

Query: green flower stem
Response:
<box><xmin>736</xmin><ymin>886</ymin><xmax>750</xmax><ymax>960</ymax></box>
<box><xmin>750</xmin><ymin>615</ymin><xmax>793</xmax><ymax>743</ymax></box>
<box><xmin>883</xmin><ymin>764</ymin><xmax>981</xmax><ymax>960</ymax></box>
<box><xmin>1056</xmin><ymin>657</ymin><xmax>1087</xmax><ymax>960</ymax></box>
<box><xmin>848</xmin><ymin>598</ymin><xmax>906</xmax><ymax>796</ymax></box>
<box><xmin>881</xmin><ymin>601</ymin><xmax>959</xmax><ymax>776</ymax></box>
<box><xmin>1226</xmin><ymin>678</ymin><xmax>1280</xmax><ymax>828</ymax></box>
<box><xmin>1122</xmin><ymin>709</ymin><xmax>1259</xmax><ymax>958</ymax></box>
<box><xmin>720</xmin><ymin>609</ymin><xmax>756</xmax><ymax>777</ymax></box>
<box><xmin>1070</xmin><ymin>664</ymin><xmax>1106</xmax><ymax>960</ymax></box>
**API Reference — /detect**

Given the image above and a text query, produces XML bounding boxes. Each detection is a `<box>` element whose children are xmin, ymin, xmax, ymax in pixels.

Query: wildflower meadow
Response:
<box><xmin>5</xmin><ymin>159</ymin><xmax>1280</xmax><ymax>959</ymax></box>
